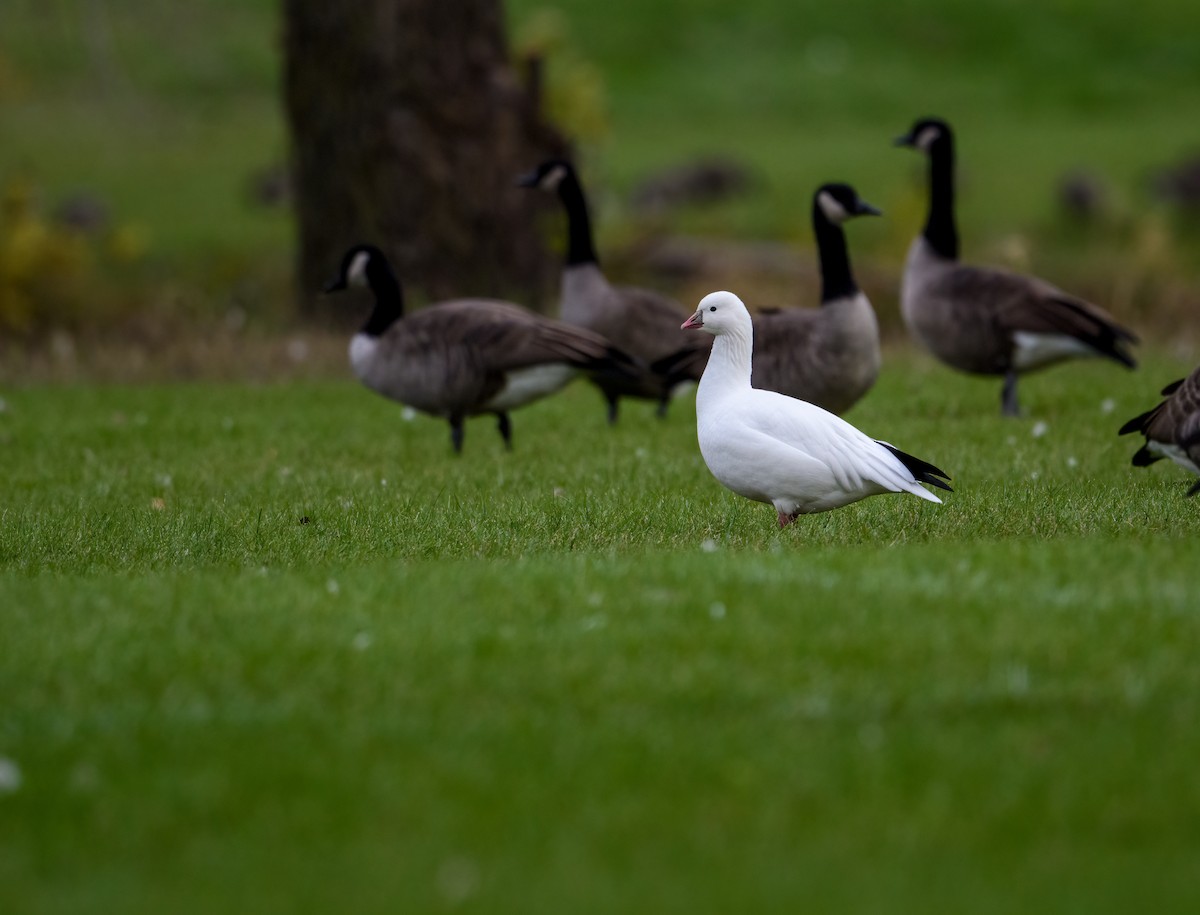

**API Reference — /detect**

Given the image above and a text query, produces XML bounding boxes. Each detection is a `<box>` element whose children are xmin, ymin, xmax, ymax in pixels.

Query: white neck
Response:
<box><xmin>697</xmin><ymin>323</ymin><xmax>754</xmax><ymax>404</ymax></box>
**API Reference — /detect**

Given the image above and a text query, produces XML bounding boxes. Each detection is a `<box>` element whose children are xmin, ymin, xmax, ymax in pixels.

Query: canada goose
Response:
<box><xmin>1118</xmin><ymin>366</ymin><xmax>1200</xmax><ymax>495</ymax></box>
<box><xmin>655</xmin><ymin>182</ymin><xmax>883</xmax><ymax>415</ymax></box>
<box><xmin>323</xmin><ymin>244</ymin><xmax>635</xmax><ymax>453</ymax></box>
<box><xmin>682</xmin><ymin>291</ymin><xmax>951</xmax><ymax>528</ymax></box>
<box><xmin>895</xmin><ymin>116</ymin><xmax>1137</xmax><ymax>416</ymax></box>
<box><xmin>518</xmin><ymin>159</ymin><xmax>706</xmax><ymax>422</ymax></box>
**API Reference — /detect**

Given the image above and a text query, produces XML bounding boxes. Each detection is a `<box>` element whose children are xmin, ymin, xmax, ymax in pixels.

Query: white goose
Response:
<box><xmin>682</xmin><ymin>291</ymin><xmax>951</xmax><ymax>528</ymax></box>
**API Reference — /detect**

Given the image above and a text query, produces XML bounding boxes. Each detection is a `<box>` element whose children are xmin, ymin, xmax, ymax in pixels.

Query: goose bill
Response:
<box><xmin>681</xmin><ymin>311</ymin><xmax>703</xmax><ymax>330</ymax></box>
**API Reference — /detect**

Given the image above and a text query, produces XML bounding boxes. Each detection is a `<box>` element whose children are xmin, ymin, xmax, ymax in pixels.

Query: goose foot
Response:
<box><xmin>777</xmin><ymin>510</ymin><xmax>799</xmax><ymax>529</ymax></box>
<box><xmin>655</xmin><ymin>397</ymin><xmax>670</xmax><ymax>419</ymax></box>
<box><xmin>449</xmin><ymin>416</ymin><xmax>465</xmax><ymax>454</ymax></box>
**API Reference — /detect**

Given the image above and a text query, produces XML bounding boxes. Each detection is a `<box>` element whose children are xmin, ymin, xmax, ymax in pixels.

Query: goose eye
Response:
<box><xmin>709</xmin><ymin>306</ymin><xmax>716</xmax><ymax>312</ymax></box>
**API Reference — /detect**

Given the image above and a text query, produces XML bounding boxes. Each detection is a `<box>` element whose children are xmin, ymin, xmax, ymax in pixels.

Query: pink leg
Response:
<box><xmin>777</xmin><ymin>510</ymin><xmax>793</xmax><ymax>529</ymax></box>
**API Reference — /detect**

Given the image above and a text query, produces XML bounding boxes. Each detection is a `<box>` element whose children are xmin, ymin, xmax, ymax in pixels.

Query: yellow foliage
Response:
<box><xmin>108</xmin><ymin>225</ymin><xmax>150</xmax><ymax>263</ymax></box>
<box><xmin>514</xmin><ymin>8</ymin><xmax>610</xmax><ymax>145</ymax></box>
<box><xmin>0</xmin><ymin>176</ymin><xmax>138</xmax><ymax>333</ymax></box>
<box><xmin>0</xmin><ymin>51</ymin><xmax>25</xmax><ymax>101</ymax></box>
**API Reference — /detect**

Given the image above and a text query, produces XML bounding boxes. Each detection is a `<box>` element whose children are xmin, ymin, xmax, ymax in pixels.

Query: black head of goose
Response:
<box><xmin>1119</xmin><ymin>366</ymin><xmax>1200</xmax><ymax>496</ymax></box>
<box><xmin>323</xmin><ymin>244</ymin><xmax>637</xmax><ymax>453</ymax></box>
<box><xmin>518</xmin><ymin>159</ymin><xmax>707</xmax><ymax>423</ymax></box>
<box><xmin>895</xmin><ymin>116</ymin><xmax>1138</xmax><ymax>416</ymax></box>
<box><xmin>651</xmin><ymin>182</ymin><xmax>882</xmax><ymax>415</ymax></box>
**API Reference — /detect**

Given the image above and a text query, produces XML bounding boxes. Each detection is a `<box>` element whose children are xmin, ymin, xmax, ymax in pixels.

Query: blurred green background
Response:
<box><xmin>1</xmin><ymin>0</ymin><xmax>1199</xmax><ymax>338</ymax></box>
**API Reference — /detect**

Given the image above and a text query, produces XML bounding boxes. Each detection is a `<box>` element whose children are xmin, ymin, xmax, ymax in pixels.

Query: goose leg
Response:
<box><xmin>777</xmin><ymin>509</ymin><xmax>798</xmax><ymax>529</ymax></box>
<box><xmin>449</xmin><ymin>415</ymin><xmax>465</xmax><ymax>454</ymax></box>
<box><xmin>1001</xmin><ymin>370</ymin><xmax>1021</xmax><ymax>417</ymax></box>
<box><xmin>605</xmin><ymin>392</ymin><xmax>620</xmax><ymax>425</ymax></box>
<box><xmin>655</xmin><ymin>396</ymin><xmax>670</xmax><ymax>419</ymax></box>
<box><xmin>496</xmin><ymin>412</ymin><xmax>513</xmax><ymax>450</ymax></box>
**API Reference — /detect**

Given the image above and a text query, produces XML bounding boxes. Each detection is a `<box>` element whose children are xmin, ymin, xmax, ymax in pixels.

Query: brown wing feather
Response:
<box><xmin>413</xmin><ymin>299</ymin><xmax>628</xmax><ymax>372</ymax></box>
<box><xmin>950</xmin><ymin>266</ymin><xmax>1137</xmax><ymax>366</ymax></box>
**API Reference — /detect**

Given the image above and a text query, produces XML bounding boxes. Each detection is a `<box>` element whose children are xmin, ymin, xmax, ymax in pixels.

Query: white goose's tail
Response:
<box><xmin>877</xmin><ymin>442</ymin><xmax>953</xmax><ymax>503</ymax></box>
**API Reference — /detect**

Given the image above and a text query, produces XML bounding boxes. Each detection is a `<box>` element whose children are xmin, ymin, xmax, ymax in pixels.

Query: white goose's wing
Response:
<box><xmin>737</xmin><ymin>389</ymin><xmax>933</xmax><ymax>498</ymax></box>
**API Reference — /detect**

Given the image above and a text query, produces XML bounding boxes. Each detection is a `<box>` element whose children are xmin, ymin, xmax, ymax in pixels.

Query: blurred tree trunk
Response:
<box><xmin>282</xmin><ymin>0</ymin><xmax>568</xmax><ymax>319</ymax></box>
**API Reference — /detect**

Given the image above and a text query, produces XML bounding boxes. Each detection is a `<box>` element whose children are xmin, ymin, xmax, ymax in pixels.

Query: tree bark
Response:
<box><xmin>282</xmin><ymin>0</ymin><xmax>568</xmax><ymax>320</ymax></box>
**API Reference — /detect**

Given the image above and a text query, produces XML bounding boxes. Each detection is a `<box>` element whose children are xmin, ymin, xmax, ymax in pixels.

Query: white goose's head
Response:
<box><xmin>681</xmin><ymin>290</ymin><xmax>751</xmax><ymax>336</ymax></box>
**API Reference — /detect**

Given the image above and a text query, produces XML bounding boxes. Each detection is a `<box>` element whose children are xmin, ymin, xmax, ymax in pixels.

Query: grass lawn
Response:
<box><xmin>3</xmin><ymin>348</ymin><xmax>1200</xmax><ymax>913</ymax></box>
<box><xmin>3</xmin><ymin>1</ymin><xmax>1200</xmax><ymax>909</ymax></box>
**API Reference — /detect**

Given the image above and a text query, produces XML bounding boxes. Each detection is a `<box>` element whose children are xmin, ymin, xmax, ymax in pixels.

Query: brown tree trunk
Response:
<box><xmin>282</xmin><ymin>0</ymin><xmax>568</xmax><ymax>320</ymax></box>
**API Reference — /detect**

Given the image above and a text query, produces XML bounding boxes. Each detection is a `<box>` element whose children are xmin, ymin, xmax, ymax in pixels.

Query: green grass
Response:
<box><xmin>3</xmin><ymin>2</ymin><xmax>1200</xmax><ymax>908</ymax></box>
<box><xmin>4</xmin><ymin>350</ymin><xmax>1200</xmax><ymax>913</ymax></box>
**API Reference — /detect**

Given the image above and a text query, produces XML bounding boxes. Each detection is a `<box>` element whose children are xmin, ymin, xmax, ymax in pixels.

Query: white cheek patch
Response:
<box><xmin>539</xmin><ymin>164</ymin><xmax>568</xmax><ymax>191</ymax></box>
<box><xmin>817</xmin><ymin>190</ymin><xmax>849</xmax><ymax>224</ymax></box>
<box><xmin>347</xmin><ymin>250</ymin><xmax>371</xmax><ymax>287</ymax></box>
<box><xmin>916</xmin><ymin>126</ymin><xmax>941</xmax><ymax>151</ymax></box>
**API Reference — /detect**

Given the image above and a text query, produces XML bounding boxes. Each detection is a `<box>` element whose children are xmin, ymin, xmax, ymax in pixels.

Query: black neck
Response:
<box><xmin>361</xmin><ymin>259</ymin><xmax>404</xmax><ymax>337</ymax></box>
<box><xmin>813</xmin><ymin>202</ymin><xmax>858</xmax><ymax>303</ymax></box>
<box><xmin>558</xmin><ymin>170</ymin><xmax>599</xmax><ymax>267</ymax></box>
<box><xmin>922</xmin><ymin>136</ymin><xmax>959</xmax><ymax>260</ymax></box>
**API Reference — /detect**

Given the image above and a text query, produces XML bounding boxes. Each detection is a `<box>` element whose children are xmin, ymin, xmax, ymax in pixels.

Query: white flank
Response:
<box><xmin>1148</xmin><ymin>441</ymin><xmax>1200</xmax><ymax>477</ymax></box>
<box><xmin>484</xmin><ymin>363</ymin><xmax>576</xmax><ymax>411</ymax></box>
<box><xmin>348</xmin><ymin>333</ymin><xmax>379</xmax><ymax>379</ymax></box>
<box><xmin>1012</xmin><ymin>331</ymin><xmax>1096</xmax><ymax>371</ymax></box>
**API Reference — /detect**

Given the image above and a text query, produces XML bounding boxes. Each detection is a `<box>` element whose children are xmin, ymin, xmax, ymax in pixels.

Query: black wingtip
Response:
<box><xmin>1131</xmin><ymin>444</ymin><xmax>1161</xmax><ymax>467</ymax></box>
<box><xmin>1103</xmin><ymin>341</ymin><xmax>1137</xmax><ymax>369</ymax></box>
<box><xmin>1118</xmin><ymin>410</ymin><xmax>1151</xmax><ymax>436</ymax></box>
<box><xmin>880</xmin><ymin>443</ymin><xmax>953</xmax><ymax>492</ymax></box>
<box><xmin>1161</xmin><ymin>378</ymin><xmax>1185</xmax><ymax>396</ymax></box>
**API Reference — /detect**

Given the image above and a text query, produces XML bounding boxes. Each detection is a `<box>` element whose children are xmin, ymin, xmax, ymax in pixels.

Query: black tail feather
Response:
<box><xmin>651</xmin><ymin>345</ymin><xmax>707</xmax><ymax>386</ymax></box>
<box><xmin>880</xmin><ymin>443</ymin><xmax>953</xmax><ymax>492</ymax></box>
<box><xmin>1044</xmin><ymin>295</ymin><xmax>1138</xmax><ymax>368</ymax></box>
<box><xmin>1118</xmin><ymin>408</ymin><xmax>1154</xmax><ymax>436</ymax></box>
<box><xmin>581</xmin><ymin>344</ymin><xmax>642</xmax><ymax>383</ymax></box>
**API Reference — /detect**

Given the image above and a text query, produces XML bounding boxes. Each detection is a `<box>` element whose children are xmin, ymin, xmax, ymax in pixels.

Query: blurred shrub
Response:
<box><xmin>0</xmin><ymin>176</ymin><xmax>146</xmax><ymax>334</ymax></box>
<box><xmin>514</xmin><ymin>9</ymin><xmax>609</xmax><ymax>144</ymax></box>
